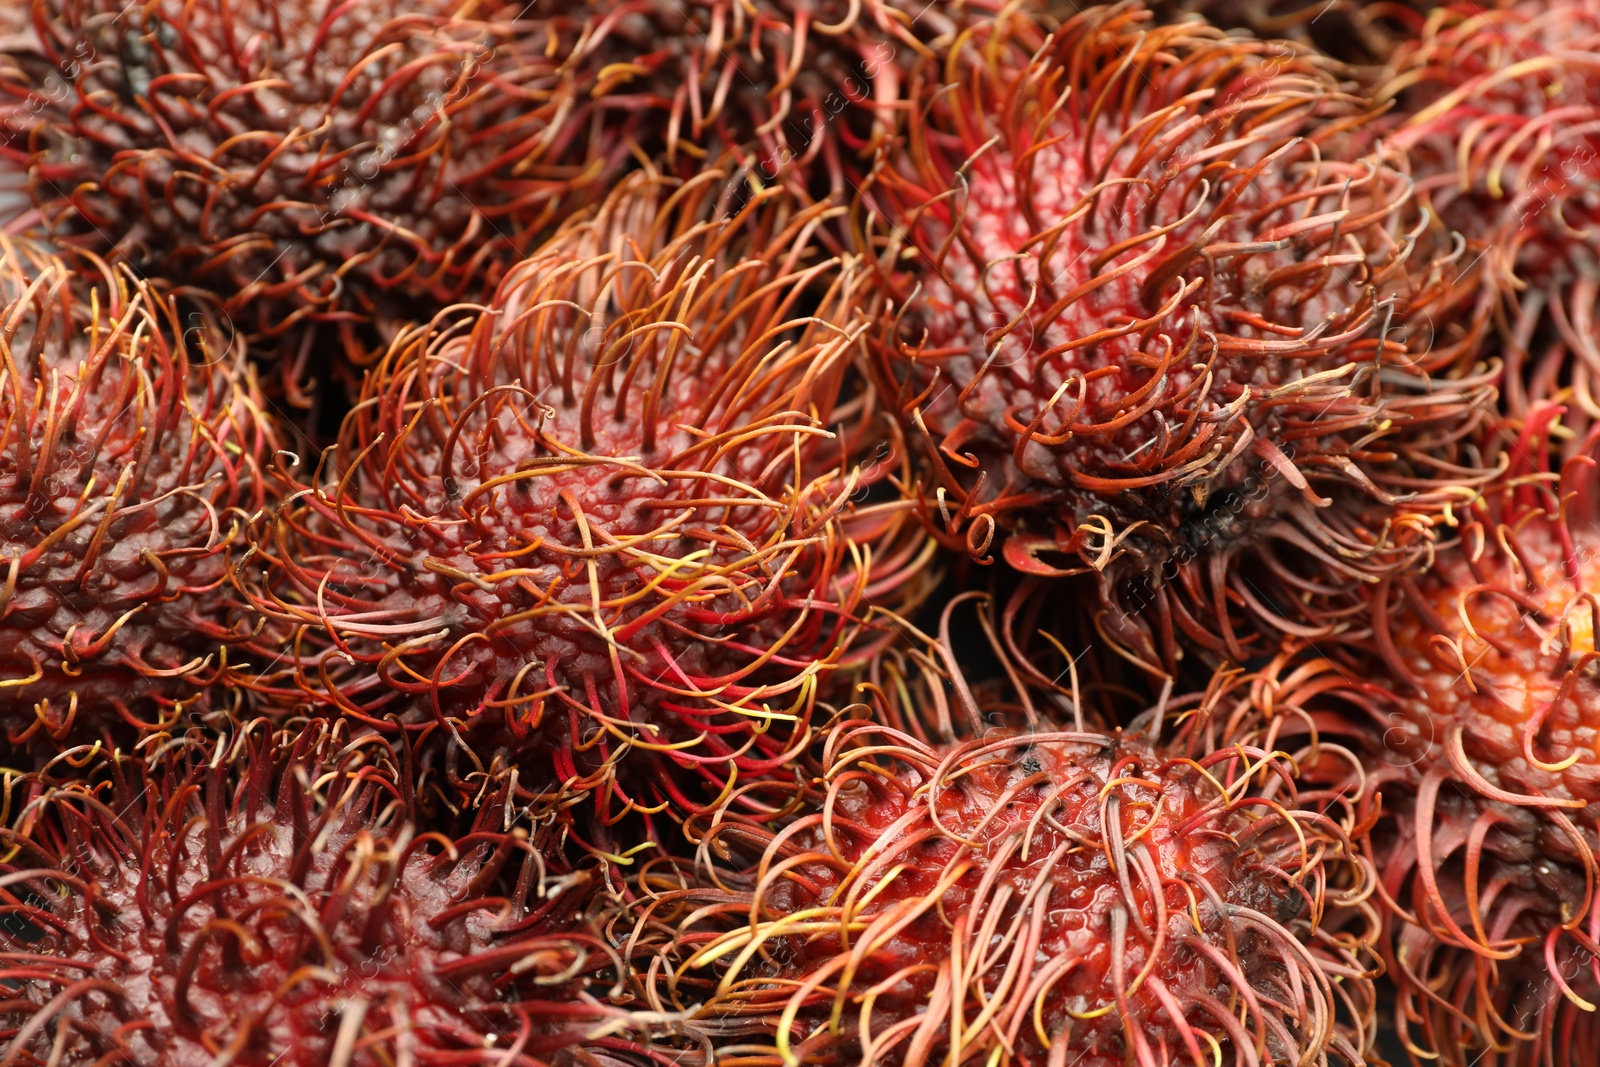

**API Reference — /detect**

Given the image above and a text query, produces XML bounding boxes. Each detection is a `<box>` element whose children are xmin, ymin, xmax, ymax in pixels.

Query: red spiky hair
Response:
<box><xmin>860</xmin><ymin>1</ymin><xmax>1493</xmax><ymax>673</ymax></box>
<box><xmin>618</xmin><ymin>622</ymin><xmax>1380</xmax><ymax>1067</ymax></box>
<box><xmin>0</xmin><ymin>0</ymin><xmax>1031</xmax><ymax>403</ymax></box>
<box><xmin>0</xmin><ymin>0</ymin><xmax>611</xmax><ymax>400</ymax></box>
<box><xmin>554</xmin><ymin>0</ymin><xmax>1042</xmax><ymax>202</ymax></box>
<box><xmin>1201</xmin><ymin>410</ymin><xmax>1600</xmax><ymax>1065</ymax></box>
<box><xmin>1379</xmin><ymin>0</ymin><xmax>1600</xmax><ymax>421</ymax></box>
<box><xmin>1211</xmin><ymin>659</ymin><xmax>1600</xmax><ymax>1067</ymax></box>
<box><xmin>0</xmin><ymin>236</ymin><xmax>274</xmax><ymax>748</ymax></box>
<box><xmin>0</xmin><ymin>720</ymin><xmax>652</xmax><ymax>1066</ymax></box>
<box><xmin>237</xmin><ymin>167</ymin><xmax>930</xmax><ymax>821</ymax></box>
<box><xmin>1361</xmin><ymin>403</ymin><xmax>1600</xmax><ymax>1065</ymax></box>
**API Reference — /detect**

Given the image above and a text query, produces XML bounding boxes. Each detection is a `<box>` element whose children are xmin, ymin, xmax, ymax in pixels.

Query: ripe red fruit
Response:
<box><xmin>1229</xmin><ymin>651</ymin><xmax>1600</xmax><ymax>1067</ymax></box>
<box><xmin>1380</xmin><ymin>0</ymin><xmax>1600</xmax><ymax>420</ymax></box>
<box><xmin>624</xmin><ymin>706</ymin><xmax>1379</xmax><ymax>1067</ymax></box>
<box><xmin>1363</xmin><ymin>405</ymin><xmax>1600</xmax><ymax>1064</ymax></box>
<box><xmin>554</xmin><ymin>0</ymin><xmax>1034</xmax><ymax>201</ymax></box>
<box><xmin>238</xmin><ymin>169</ymin><xmax>930</xmax><ymax>817</ymax></box>
<box><xmin>1217</xmin><ymin>408</ymin><xmax>1600</xmax><ymax>1066</ymax></box>
<box><xmin>0</xmin><ymin>237</ymin><xmax>274</xmax><ymax>747</ymax></box>
<box><xmin>1371</xmin><ymin>782</ymin><xmax>1596</xmax><ymax>1067</ymax></box>
<box><xmin>0</xmin><ymin>721</ymin><xmax>639</xmax><ymax>1066</ymax></box>
<box><xmin>0</xmin><ymin>0</ymin><xmax>1010</xmax><ymax>403</ymax></box>
<box><xmin>863</xmin><ymin>3</ymin><xmax>1491</xmax><ymax>672</ymax></box>
<box><xmin>0</xmin><ymin>0</ymin><xmax>607</xmax><ymax>400</ymax></box>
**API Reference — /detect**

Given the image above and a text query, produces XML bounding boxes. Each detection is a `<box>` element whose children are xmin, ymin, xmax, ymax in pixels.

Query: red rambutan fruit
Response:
<box><xmin>859</xmin><ymin>2</ymin><xmax>1494</xmax><ymax>674</ymax></box>
<box><xmin>236</xmin><ymin>168</ymin><xmax>932</xmax><ymax>820</ymax></box>
<box><xmin>546</xmin><ymin>0</ymin><xmax>1040</xmax><ymax>205</ymax></box>
<box><xmin>1209</xmin><ymin>652</ymin><xmax>1600</xmax><ymax>1067</ymax></box>
<box><xmin>1370</xmin><ymin>783</ymin><xmax>1599</xmax><ymax>1067</ymax></box>
<box><xmin>1361</xmin><ymin>405</ymin><xmax>1600</xmax><ymax>1065</ymax></box>
<box><xmin>0</xmin><ymin>0</ymin><xmax>1029</xmax><ymax>403</ymax></box>
<box><xmin>1378</xmin><ymin>0</ymin><xmax>1600</xmax><ymax>422</ymax></box>
<box><xmin>0</xmin><ymin>236</ymin><xmax>274</xmax><ymax>748</ymax></box>
<box><xmin>0</xmin><ymin>720</ymin><xmax>649</xmax><ymax>1066</ymax></box>
<box><xmin>1197</xmin><ymin>408</ymin><xmax>1600</xmax><ymax>1065</ymax></box>
<box><xmin>618</xmin><ymin>649</ymin><xmax>1380</xmax><ymax>1067</ymax></box>
<box><xmin>0</xmin><ymin>0</ymin><xmax>603</xmax><ymax>400</ymax></box>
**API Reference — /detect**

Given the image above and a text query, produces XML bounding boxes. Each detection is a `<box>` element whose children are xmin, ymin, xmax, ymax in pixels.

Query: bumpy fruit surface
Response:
<box><xmin>1215</xmin><ymin>410</ymin><xmax>1600</xmax><ymax>1066</ymax></box>
<box><xmin>0</xmin><ymin>0</ymin><xmax>610</xmax><ymax>396</ymax></box>
<box><xmin>240</xmin><ymin>169</ymin><xmax>929</xmax><ymax>816</ymax></box>
<box><xmin>0</xmin><ymin>237</ymin><xmax>272</xmax><ymax>745</ymax></box>
<box><xmin>865</xmin><ymin>3</ymin><xmax>1490</xmax><ymax>671</ymax></box>
<box><xmin>0</xmin><ymin>722</ymin><xmax>638</xmax><ymax>1066</ymax></box>
<box><xmin>623</xmin><ymin>664</ymin><xmax>1379</xmax><ymax>1067</ymax></box>
<box><xmin>1381</xmin><ymin>0</ymin><xmax>1600</xmax><ymax>422</ymax></box>
<box><xmin>0</xmin><ymin>0</ymin><xmax>1023</xmax><ymax>399</ymax></box>
<box><xmin>547</xmin><ymin>0</ymin><xmax>986</xmax><ymax>185</ymax></box>
<box><xmin>1368</xmin><ymin>406</ymin><xmax>1600</xmax><ymax>1066</ymax></box>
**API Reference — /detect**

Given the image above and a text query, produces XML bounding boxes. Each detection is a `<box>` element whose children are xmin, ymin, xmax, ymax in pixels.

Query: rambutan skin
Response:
<box><xmin>0</xmin><ymin>721</ymin><xmax>638</xmax><ymax>1066</ymax></box>
<box><xmin>621</xmin><ymin>701</ymin><xmax>1379</xmax><ymax>1066</ymax></box>
<box><xmin>237</xmin><ymin>170</ymin><xmax>931</xmax><ymax>816</ymax></box>
<box><xmin>860</xmin><ymin>2</ymin><xmax>1492</xmax><ymax>670</ymax></box>
<box><xmin>0</xmin><ymin>237</ymin><xmax>274</xmax><ymax>746</ymax></box>
<box><xmin>1180</xmin><ymin>640</ymin><xmax>1583</xmax><ymax>1067</ymax></box>
<box><xmin>1360</xmin><ymin>408</ymin><xmax>1600</xmax><ymax>1065</ymax></box>
<box><xmin>1203</xmin><ymin>406</ymin><xmax>1600</xmax><ymax>1067</ymax></box>
<box><xmin>0</xmin><ymin>0</ymin><xmax>604</xmax><ymax>382</ymax></box>
<box><xmin>0</xmin><ymin>0</ymin><xmax>1024</xmax><ymax>387</ymax></box>
<box><xmin>549</xmin><ymin>0</ymin><xmax>1040</xmax><ymax>202</ymax></box>
<box><xmin>1378</xmin><ymin>0</ymin><xmax>1600</xmax><ymax>419</ymax></box>
<box><xmin>1354</xmin><ymin>405</ymin><xmax>1600</xmax><ymax>820</ymax></box>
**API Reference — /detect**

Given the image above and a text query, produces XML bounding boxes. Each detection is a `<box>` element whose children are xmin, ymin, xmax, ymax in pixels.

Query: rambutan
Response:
<box><xmin>1211</xmin><ymin>658</ymin><xmax>1600</xmax><ymax>1067</ymax></box>
<box><xmin>237</xmin><ymin>168</ymin><xmax>931</xmax><ymax>820</ymax></box>
<box><xmin>1362</xmin><ymin>405</ymin><xmax>1600</xmax><ymax>1065</ymax></box>
<box><xmin>1378</xmin><ymin>0</ymin><xmax>1600</xmax><ymax>422</ymax></box>
<box><xmin>0</xmin><ymin>236</ymin><xmax>274</xmax><ymax>748</ymax></box>
<box><xmin>0</xmin><ymin>0</ymin><xmax>605</xmax><ymax>400</ymax></box>
<box><xmin>1372</xmin><ymin>783</ymin><xmax>1598</xmax><ymax>1067</ymax></box>
<box><xmin>550</xmin><ymin>0</ymin><xmax>1037</xmax><ymax>203</ymax></box>
<box><xmin>0</xmin><ymin>0</ymin><xmax>1026</xmax><ymax>404</ymax></box>
<box><xmin>0</xmin><ymin>720</ymin><xmax>646</xmax><ymax>1066</ymax></box>
<box><xmin>620</xmin><ymin>648</ymin><xmax>1380</xmax><ymax>1067</ymax></box>
<box><xmin>1198</xmin><ymin>407</ymin><xmax>1600</xmax><ymax>1065</ymax></box>
<box><xmin>860</xmin><ymin>2</ymin><xmax>1493</xmax><ymax>672</ymax></box>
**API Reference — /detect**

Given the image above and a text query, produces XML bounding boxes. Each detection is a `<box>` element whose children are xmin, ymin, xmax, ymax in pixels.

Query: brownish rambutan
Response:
<box><xmin>1194</xmin><ymin>410</ymin><xmax>1600</xmax><ymax>1065</ymax></box>
<box><xmin>237</xmin><ymin>168</ymin><xmax>931</xmax><ymax>821</ymax></box>
<box><xmin>1363</xmin><ymin>405</ymin><xmax>1600</xmax><ymax>1065</ymax></box>
<box><xmin>619</xmin><ymin>634</ymin><xmax>1380</xmax><ymax>1067</ymax></box>
<box><xmin>1378</xmin><ymin>1</ymin><xmax>1600</xmax><ymax>424</ymax></box>
<box><xmin>860</xmin><ymin>2</ymin><xmax>1494</xmax><ymax>673</ymax></box>
<box><xmin>0</xmin><ymin>720</ymin><xmax>653</xmax><ymax>1066</ymax></box>
<box><xmin>0</xmin><ymin>0</ymin><xmax>1028</xmax><ymax>405</ymax></box>
<box><xmin>0</xmin><ymin>235</ymin><xmax>274</xmax><ymax>748</ymax></box>
<box><xmin>0</xmin><ymin>0</ymin><xmax>609</xmax><ymax>400</ymax></box>
<box><xmin>1371</xmin><ymin>785</ymin><xmax>1599</xmax><ymax>1067</ymax></box>
<box><xmin>549</xmin><ymin>0</ymin><xmax>1040</xmax><ymax>204</ymax></box>
<box><xmin>1206</xmin><ymin>652</ymin><xmax>1600</xmax><ymax>1067</ymax></box>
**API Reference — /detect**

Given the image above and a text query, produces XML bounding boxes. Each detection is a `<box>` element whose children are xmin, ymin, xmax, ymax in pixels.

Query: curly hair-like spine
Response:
<box><xmin>856</xmin><ymin>1</ymin><xmax>1495</xmax><ymax>674</ymax></box>
<box><xmin>611</xmin><ymin>616</ymin><xmax>1380</xmax><ymax>1067</ymax></box>
<box><xmin>235</xmin><ymin>168</ymin><xmax>934</xmax><ymax>822</ymax></box>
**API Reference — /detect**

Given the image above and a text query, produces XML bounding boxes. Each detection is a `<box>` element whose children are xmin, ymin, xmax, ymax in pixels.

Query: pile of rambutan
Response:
<box><xmin>7</xmin><ymin>0</ymin><xmax>1600</xmax><ymax>1064</ymax></box>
